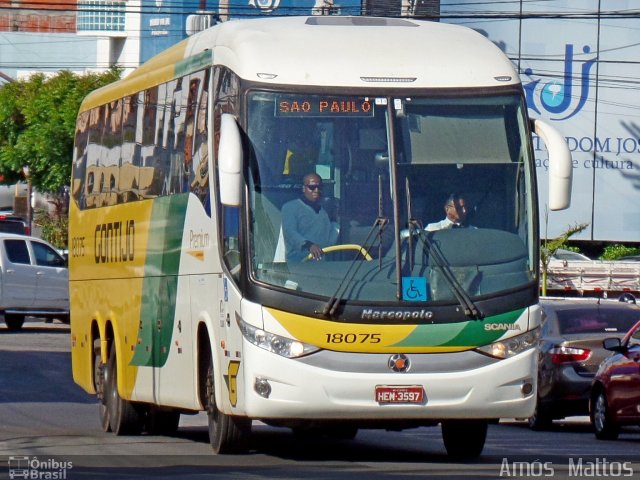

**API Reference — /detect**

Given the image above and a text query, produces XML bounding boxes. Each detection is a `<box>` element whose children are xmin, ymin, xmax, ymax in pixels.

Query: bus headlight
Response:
<box><xmin>238</xmin><ymin>317</ymin><xmax>321</xmax><ymax>358</ymax></box>
<box><xmin>476</xmin><ymin>328</ymin><xmax>539</xmax><ymax>359</ymax></box>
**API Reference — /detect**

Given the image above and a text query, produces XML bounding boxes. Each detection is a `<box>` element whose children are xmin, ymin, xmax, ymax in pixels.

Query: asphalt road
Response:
<box><xmin>1</xmin><ymin>317</ymin><xmax>639</xmax><ymax>480</ymax></box>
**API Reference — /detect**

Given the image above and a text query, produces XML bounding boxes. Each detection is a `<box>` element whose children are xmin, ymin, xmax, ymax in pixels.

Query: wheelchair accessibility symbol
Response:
<box><xmin>402</xmin><ymin>277</ymin><xmax>427</xmax><ymax>301</ymax></box>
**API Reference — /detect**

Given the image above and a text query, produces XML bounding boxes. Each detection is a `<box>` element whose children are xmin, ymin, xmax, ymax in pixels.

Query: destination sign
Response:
<box><xmin>276</xmin><ymin>95</ymin><xmax>374</xmax><ymax>117</ymax></box>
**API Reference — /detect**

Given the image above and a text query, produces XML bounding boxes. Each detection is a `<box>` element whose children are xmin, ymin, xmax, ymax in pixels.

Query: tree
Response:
<box><xmin>0</xmin><ymin>80</ymin><xmax>27</xmax><ymax>185</ymax></box>
<box><xmin>0</xmin><ymin>67</ymin><xmax>122</xmax><ymax>193</ymax></box>
<box><xmin>540</xmin><ymin>222</ymin><xmax>589</xmax><ymax>296</ymax></box>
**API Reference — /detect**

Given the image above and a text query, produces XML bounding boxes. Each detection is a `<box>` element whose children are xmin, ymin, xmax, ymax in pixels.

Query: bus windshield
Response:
<box><xmin>247</xmin><ymin>90</ymin><xmax>535</xmax><ymax>304</ymax></box>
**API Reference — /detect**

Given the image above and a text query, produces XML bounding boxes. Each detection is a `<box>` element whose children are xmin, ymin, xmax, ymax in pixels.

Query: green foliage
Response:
<box><xmin>540</xmin><ymin>222</ymin><xmax>589</xmax><ymax>268</ymax></box>
<box><xmin>540</xmin><ymin>222</ymin><xmax>589</xmax><ymax>296</ymax></box>
<box><xmin>0</xmin><ymin>67</ymin><xmax>122</xmax><ymax>193</ymax></box>
<box><xmin>34</xmin><ymin>207</ymin><xmax>68</xmax><ymax>250</ymax></box>
<box><xmin>599</xmin><ymin>244</ymin><xmax>640</xmax><ymax>260</ymax></box>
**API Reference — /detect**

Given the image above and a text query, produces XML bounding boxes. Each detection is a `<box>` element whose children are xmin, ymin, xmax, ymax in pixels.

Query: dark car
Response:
<box><xmin>528</xmin><ymin>296</ymin><xmax>640</xmax><ymax>430</ymax></box>
<box><xmin>590</xmin><ymin>320</ymin><xmax>640</xmax><ymax>440</ymax></box>
<box><xmin>0</xmin><ymin>215</ymin><xmax>29</xmax><ymax>235</ymax></box>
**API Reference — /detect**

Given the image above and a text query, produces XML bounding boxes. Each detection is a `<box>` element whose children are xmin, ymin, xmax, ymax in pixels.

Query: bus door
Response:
<box><xmin>215</xmin><ymin>274</ymin><xmax>245</xmax><ymax>411</ymax></box>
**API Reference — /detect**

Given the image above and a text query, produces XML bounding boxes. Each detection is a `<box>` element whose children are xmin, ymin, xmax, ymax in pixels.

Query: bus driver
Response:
<box><xmin>425</xmin><ymin>193</ymin><xmax>474</xmax><ymax>231</ymax></box>
<box><xmin>281</xmin><ymin>173</ymin><xmax>339</xmax><ymax>261</ymax></box>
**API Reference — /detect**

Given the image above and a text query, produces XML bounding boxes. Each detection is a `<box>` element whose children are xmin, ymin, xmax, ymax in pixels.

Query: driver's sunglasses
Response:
<box><xmin>305</xmin><ymin>184</ymin><xmax>322</xmax><ymax>191</ymax></box>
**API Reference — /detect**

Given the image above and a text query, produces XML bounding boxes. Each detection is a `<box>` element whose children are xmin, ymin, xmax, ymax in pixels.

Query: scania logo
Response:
<box><xmin>484</xmin><ymin>323</ymin><xmax>521</xmax><ymax>331</ymax></box>
<box><xmin>388</xmin><ymin>353</ymin><xmax>410</xmax><ymax>373</ymax></box>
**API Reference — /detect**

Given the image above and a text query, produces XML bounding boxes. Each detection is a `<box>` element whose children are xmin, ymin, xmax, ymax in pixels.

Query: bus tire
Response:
<box><xmin>204</xmin><ymin>352</ymin><xmax>251</xmax><ymax>454</ymax></box>
<box><xmin>146</xmin><ymin>407</ymin><xmax>181</xmax><ymax>436</ymax></box>
<box><xmin>93</xmin><ymin>339</ymin><xmax>111</xmax><ymax>432</ymax></box>
<box><xmin>4</xmin><ymin>314</ymin><xmax>25</xmax><ymax>331</ymax></box>
<box><xmin>104</xmin><ymin>343</ymin><xmax>143</xmax><ymax>435</ymax></box>
<box><xmin>441</xmin><ymin>419</ymin><xmax>487</xmax><ymax>459</ymax></box>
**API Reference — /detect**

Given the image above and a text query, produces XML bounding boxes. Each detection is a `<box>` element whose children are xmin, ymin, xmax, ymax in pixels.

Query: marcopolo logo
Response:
<box><xmin>361</xmin><ymin>309</ymin><xmax>434</xmax><ymax>321</ymax></box>
<box><xmin>523</xmin><ymin>44</ymin><xmax>597</xmax><ymax>121</ymax></box>
<box><xmin>8</xmin><ymin>456</ymin><xmax>73</xmax><ymax>479</ymax></box>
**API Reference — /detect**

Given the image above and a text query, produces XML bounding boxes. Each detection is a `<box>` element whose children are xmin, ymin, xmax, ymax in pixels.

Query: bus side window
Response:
<box><xmin>72</xmin><ymin>111</ymin><xmax>90</xmax><ymax>208</ymax></box>
<box><xmin>223</xmin><ymin>206</ymin><xmax>241</xmax><ymax>278</ymax></box>
<box><xmin>168</xmin><ymin>77</ymin><xmax>187</xmax><ymax>194</ymax></box>
<box><xmin>188</xmin><ymin>70</ymin><xmax>210</xmax><ymax>209</ymax></box>
<box><xmin>120</xmin><ymin>93</ymin><xmax>140</xmax><ymax>203</ymax></box>
<box><xmin>214</xmin><ymin>66</ymin><xmax>241</xmax><ymax>279</ymax></box>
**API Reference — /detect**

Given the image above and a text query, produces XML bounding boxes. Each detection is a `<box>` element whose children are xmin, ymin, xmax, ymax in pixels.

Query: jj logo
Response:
<box><xmin>523</xmin><ymin>44</ymin><xmax>597</xmax><ymax>121</ymax></box>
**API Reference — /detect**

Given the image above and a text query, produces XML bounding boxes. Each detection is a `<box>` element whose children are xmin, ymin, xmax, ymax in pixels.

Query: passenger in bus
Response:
<box><xmin>281</xmin><ymin>173</ymin><xmax>339</xmax><ymax>262</ymax></box>
<box><xmin>425</xmin><ymin>193</ymin><xmax>475</xmax><ymax>231</ymax></box>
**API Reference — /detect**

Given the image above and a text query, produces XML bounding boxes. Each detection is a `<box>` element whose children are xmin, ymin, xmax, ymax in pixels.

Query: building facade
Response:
<box><xmin>0</xmin><ymin>1</ymin><xmax>636</xmax><ymax>245</ymax></box>
<box><xmin>443</xmin><ymin>1</ymin><xmax>640</xmax><ymax>244</ymax></box>
<box><xmin>0</xmin><ymin>0</ymin><xmax>102</xmax><ymax>80</ymax></box>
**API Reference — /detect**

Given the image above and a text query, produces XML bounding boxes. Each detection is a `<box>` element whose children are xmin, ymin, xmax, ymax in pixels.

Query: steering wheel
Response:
<box><xmin>304</xmin><ymin>244</ymin><xmax>372</xmax><ymax>262</ymax></box>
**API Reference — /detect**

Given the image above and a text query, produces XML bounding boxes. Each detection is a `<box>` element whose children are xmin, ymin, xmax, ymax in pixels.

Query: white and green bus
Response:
<box><xmin>70</xmin><ymin>16</ymin><xmax>572</xmax><ymax>458</ymax></box>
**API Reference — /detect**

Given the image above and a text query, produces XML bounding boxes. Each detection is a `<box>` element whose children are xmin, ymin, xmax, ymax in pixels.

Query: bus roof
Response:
<box><xmin>80</xmin><ymin>16</ymin><xmax>520</xmax><ymax>112</ymax></box>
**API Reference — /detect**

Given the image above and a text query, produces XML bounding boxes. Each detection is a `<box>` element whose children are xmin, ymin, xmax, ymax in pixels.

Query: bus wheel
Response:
<box><xmin>204</xmin><ymin>353</ymin><xmax>251</xmax><ymax>453</ymax></box>
<box><xmin>4</xmin><ymin>314</ymin><xmax>25</xmax><ymax>331</ymax></box>
<box><xmin>441</xmin><ymin>420</ymin><xmax>487</xmax><ymax>459</ymax></box>
<box><xmin>93</xmin><ymin>340</ymin><xmax>111</xmax><ymax>432</ymax></box>
<box><xmin>146</xmin><ymin>407</ymin><xmax>180</xmax><ymax>436</ymax></box>
<box><xmin>104</xmin><ymin>344</ymin><xmax>143</xmax><ymax>435</ymax></box>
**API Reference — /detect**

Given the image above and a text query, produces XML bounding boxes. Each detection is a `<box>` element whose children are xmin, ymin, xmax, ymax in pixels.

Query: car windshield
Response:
<box><xmin>557</xmin><ymin>307</ymin><xmax>640</xmax><ymax>335</ymax></box>
<box><xmin>247</xmin><ymin>90</ymin><xmax>535</xmax><ymax>303</ymax></box>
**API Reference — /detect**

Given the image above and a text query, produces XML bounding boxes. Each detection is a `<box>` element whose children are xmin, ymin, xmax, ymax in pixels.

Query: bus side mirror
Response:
<box><xmin>218</xmin><ymin>113</ymin><xmax>243</xmax><ymax>206</ymax></box>
<box><xmin>532</xmin><ymin>118</ymin><xmax>572</xmax><ymax>211</ymax></box>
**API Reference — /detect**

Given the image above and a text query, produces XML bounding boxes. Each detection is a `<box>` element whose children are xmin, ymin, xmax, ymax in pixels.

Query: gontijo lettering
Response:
<box><xmin>94</xmin><ymin>220</ymin><xmax>135</xmax><ymax>263</ymax></box>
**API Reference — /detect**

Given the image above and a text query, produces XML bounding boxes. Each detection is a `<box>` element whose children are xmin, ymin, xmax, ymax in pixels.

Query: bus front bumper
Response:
<box><xmin>233</xmin><ymin>342</ymin><xmax>536</xmax><ymax>421</ymax></box>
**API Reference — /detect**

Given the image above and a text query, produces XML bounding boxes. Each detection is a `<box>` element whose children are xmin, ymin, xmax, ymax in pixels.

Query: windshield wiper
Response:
<box><xmin>403</xmin><ymin>178</ymin><xmax>482</xmax><ymax>320</ymax></box>
<box><xmin>404</xmin><ymin>177</ymin><xmax>422</xmax><ymax>273</ymax></box>
<box><xmin>414</xmin><ymin>228</ymin><xmax>484</xmax><ymax>320</ymax></box>
<box><xmin>320</xmin><ymin>176</ymin><xmax>388</xmax><ymax>318</ymax></box>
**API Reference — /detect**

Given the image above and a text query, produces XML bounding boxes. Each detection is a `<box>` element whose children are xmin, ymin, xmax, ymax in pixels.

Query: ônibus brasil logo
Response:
<box><xmin>523</xmin><ymin>44</ymin><xmax>597</xmax><ymax>121</ymax></box>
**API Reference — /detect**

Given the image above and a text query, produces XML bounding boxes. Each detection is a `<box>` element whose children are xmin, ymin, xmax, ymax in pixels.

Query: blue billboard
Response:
<box><xmin>141</xmin><ymin>0</ymin><xmax>200</xmax><ymax>61</ymax></box>
<box><xmin>140</xmin><ymin>0</ymin><xmax>361</xmax><ymax>62</ymax></box>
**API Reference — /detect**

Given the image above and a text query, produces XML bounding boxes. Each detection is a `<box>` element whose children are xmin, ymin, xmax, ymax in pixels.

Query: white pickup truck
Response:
<box><xmin>0</xmin><ymin>233</ymin><xmax>69</xmax><ymax>330</ymax></box>
<box><xmin>546</xmin><ymin>251</ymin><xmax>640</xmax><ymax>297</ymax></box>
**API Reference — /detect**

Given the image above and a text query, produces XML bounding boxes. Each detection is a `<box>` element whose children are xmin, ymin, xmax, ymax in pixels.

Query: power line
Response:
<box><xmin>0</xmin><ymin>2</ymin><xmax>640</xmax><ymax>17</ymax></box>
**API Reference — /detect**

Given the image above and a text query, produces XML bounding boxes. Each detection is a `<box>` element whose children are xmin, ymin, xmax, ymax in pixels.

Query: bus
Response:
<box><xmin>69</xmin><ymin>16</ymin><xmax>572</xmax><ymax>458</ymax></box>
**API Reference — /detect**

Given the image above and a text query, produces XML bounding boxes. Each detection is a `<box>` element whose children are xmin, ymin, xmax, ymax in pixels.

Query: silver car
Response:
<box><xmin>529</xmin><ymin>296</ymin><xmax>640</xmax><ymax>429</ymax></box>
<box><xmin>0</xmin><ymin>233</ymin><xmax>69</xmax><ymax>330</ymax></box>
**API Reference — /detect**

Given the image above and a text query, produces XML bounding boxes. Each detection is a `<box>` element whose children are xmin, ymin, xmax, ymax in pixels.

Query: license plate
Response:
<box><xmin>375</xmin><ymin>385</ymin><xmax>424</xmax><ymax>404</ymax></box>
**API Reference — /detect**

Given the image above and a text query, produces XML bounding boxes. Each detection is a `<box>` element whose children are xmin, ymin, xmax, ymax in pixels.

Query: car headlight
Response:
<box><xmin>476</xmin><ymin>328</ymin><xmax>539</xmax><ymax>359</ymax></box>
<box><xmin>237</xmin><ymin>317</ymin><xmax>321</xmax><ymax>358</ymax></box>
